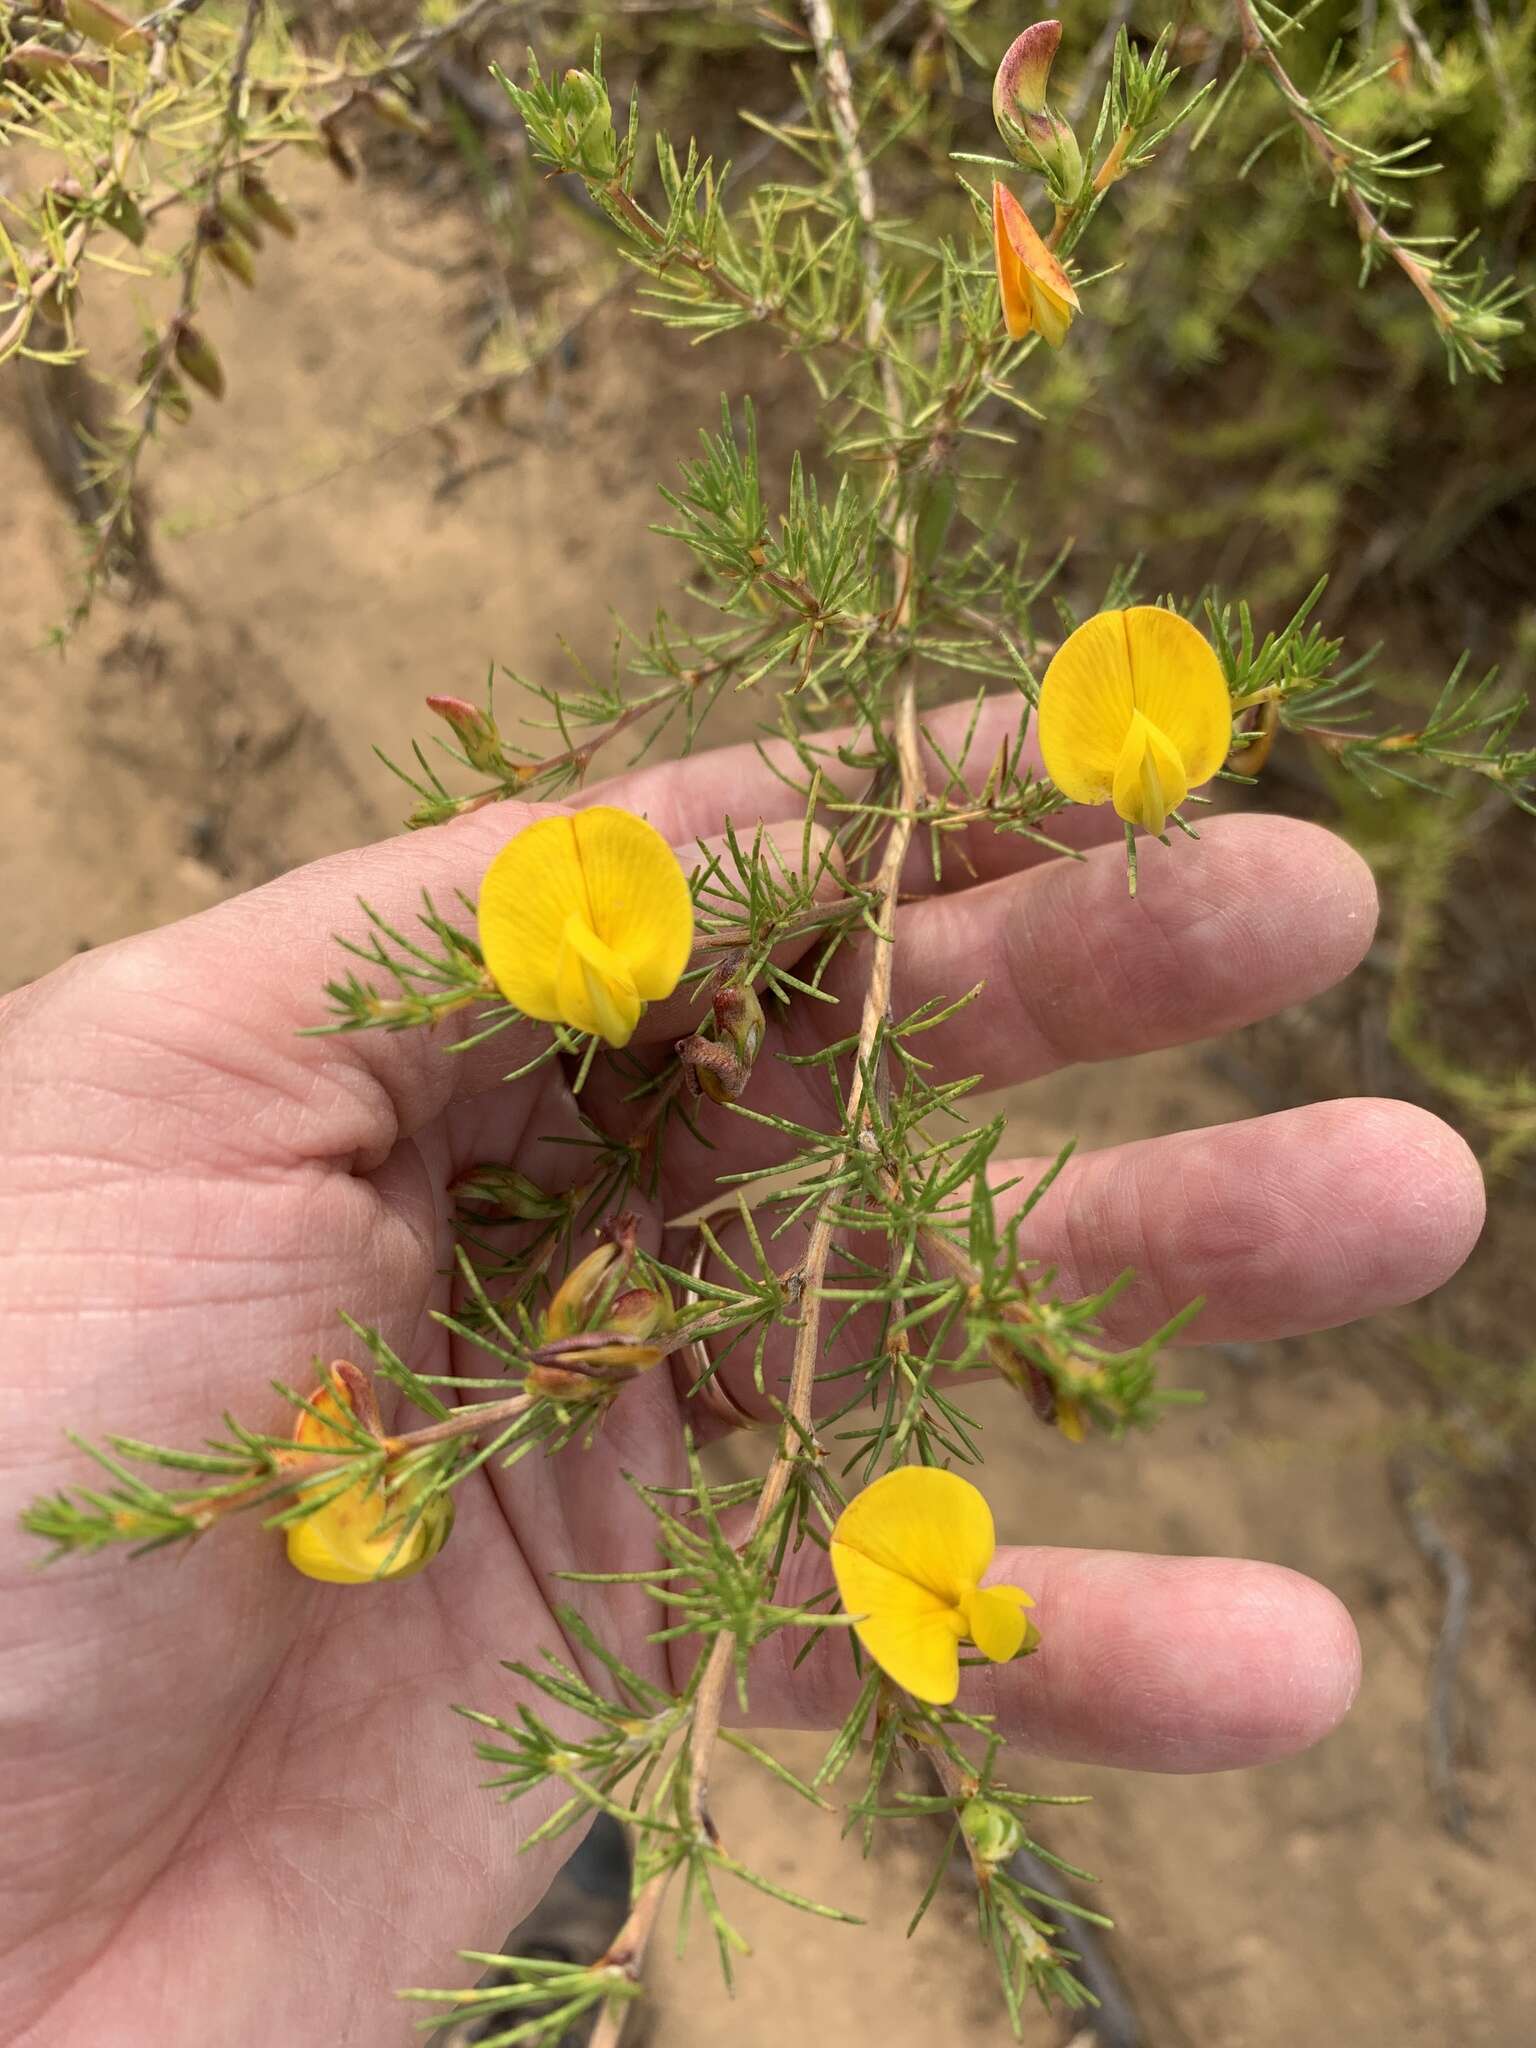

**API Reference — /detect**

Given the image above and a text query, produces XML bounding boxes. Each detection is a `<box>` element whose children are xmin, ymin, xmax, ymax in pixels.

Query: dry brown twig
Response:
<box><xmin>1389</xmin><ymin>1457</ymin><xmax>1473</xmax><ymax>1840</ymax></box>
<box><xmin>1230</xmin><ymin>0</ymin><xmax>1492</xmax><ymax>368</ymax></box>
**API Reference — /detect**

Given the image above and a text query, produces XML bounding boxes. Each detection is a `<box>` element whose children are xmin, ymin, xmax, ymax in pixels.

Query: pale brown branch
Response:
<box><xmin>602</xmin><ymin>680</ymin><xmax>925</xmax><ymax>2039</ymax></box>
<box><xmin>1231</xmin><ymin>0</ymin><xmax>1489</xmax><ymax>364</ymax></box>
<box><xmin>679</xmin><ymin>680</ymin><xmax>923</xmax><ymax>1816</ymax></box>
<box><xmin>802</xmin><ymin>0</ymin><xmax>915</xmax><ymax>625</ymax></box>
<box><xmin>586</xmin><ymin>1871</ymin><xmax>670</xmax><ymax>2048</ymax></box>
<box><xmin>588</xmin><ymin>25</ymin><xmax>928</xmax><ymax>2033</ymax></box>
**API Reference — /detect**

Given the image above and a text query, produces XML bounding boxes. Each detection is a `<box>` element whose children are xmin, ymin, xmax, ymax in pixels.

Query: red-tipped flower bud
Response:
<box><xmin>993</xmin><ymin>19</ymin><xmax>1061</xmax><ymax>119</ymax></box>
<box><xmin>992</xmin><ymin>21</ymin><xmax>1083</xmax><ymax>197</ymax></box>
<box><xmin>426</xmin><ymin>693</ymin><xmax>504</xmax><ymax>776</ymax></box>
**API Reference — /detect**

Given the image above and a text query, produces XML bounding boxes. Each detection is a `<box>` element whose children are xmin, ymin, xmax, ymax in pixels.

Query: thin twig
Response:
<box><xmin>585</xmin><ymin>1870</ymin><xmax>670</xmax><ymax>2048</ymax></box>
<box><xmin>589</xmin><ymin>21</ymin><xmax>928</xmax><ymax>2035</ymax></box>
<box><xmin>1468</xmin><ymin>0</ymin><xmax>1519</xmax><ymax>131</ymax></box>
<box><xmin>177</xmin><ymin>1387</ymin><xmax>535</xmax><ymax>1532</ymax></box>
<box><xmin>1389</xmin><ymin>1457</ymin><xmax>1473</xmax><ymax>1840</ymax></box>
<box><xmin>802</xmin><ymin>0</ymin><xmax>914</xmax><ymax>623</ymax></box>
<box><xmin>1231</xmin><ymin>0</ymin><xmax>1490</xmax><ymax>366</ymax></box>
<box><xmin>607</xmin><ymin>205</ymin><xmax>921</xmax><ymax>2048</ymax></box>
<box><xmin>1393</xmin><ymin>0</ymin><xmax>1445</xmax><ymax>92</ymax></box>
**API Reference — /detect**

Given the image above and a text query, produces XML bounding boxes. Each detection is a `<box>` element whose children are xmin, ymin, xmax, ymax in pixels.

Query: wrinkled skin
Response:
<box><xmin>0</xmin><ymin>703</ymin><xmax>1485</xmax><ymax>2045</ymax></box>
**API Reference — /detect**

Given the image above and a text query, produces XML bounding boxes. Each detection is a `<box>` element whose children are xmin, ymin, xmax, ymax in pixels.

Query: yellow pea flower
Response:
<box><xmin>1037</xmin><ymin>606</ymin><xmax>1233</xmax><ymax>836</ymax></box>
<box><xmin>829</xmin><ymin>1468</ymin><xmax>1036</xmax><ymax>1706</ymax></box>
<box><xmin>992</xmin><ymin>181</ymin><xmax>1079</xmax><ymax>349</ymax></box>
<box><xmin>478</xmin><ymin>807</ymin><xmax>694</xmax><ymax>1049</ymax></box>
<box><xmin>284</xmin><ymin>1364</ymin><xmax>453</xmax><ymax>1585</ymax></box>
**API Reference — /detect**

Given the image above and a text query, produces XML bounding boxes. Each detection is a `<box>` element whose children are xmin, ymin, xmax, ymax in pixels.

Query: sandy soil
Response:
<box><xmin>3</xmin><ymin>151</ymin><xmax>1532</xmax><ymax>2048</ymax></box>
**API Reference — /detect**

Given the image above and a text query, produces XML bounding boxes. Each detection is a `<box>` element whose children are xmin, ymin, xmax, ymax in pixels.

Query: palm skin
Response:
<box><xmin>0</xmin><ymin>704</ymin><xmax>1486</xmax><ymax>2047</ymax></box>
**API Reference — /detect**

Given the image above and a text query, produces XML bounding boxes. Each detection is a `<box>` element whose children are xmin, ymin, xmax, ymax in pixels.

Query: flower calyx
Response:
<box><xmin>529</xmin><ymin>1214</ymin><xmax>675</xmax><ymax>1400</ymax></box>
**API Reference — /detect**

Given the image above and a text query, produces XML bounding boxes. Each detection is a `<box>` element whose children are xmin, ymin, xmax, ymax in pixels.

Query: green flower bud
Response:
<box><xmin>606</xmin><ymin>1277</ymin><xmax>675</xmax><ymax>1346</ymax></box>
<box><xmin>102</xmin><ymin>186</ymin><xmax>147</xmax><ymax>247</ymax></box>
<box><xmin>425</xmin><ymin>693</ymin><xmax>505</xmax><ymax>775</ymax></box>
<box><xmin>531</xmin><ymin>1217</ymin><xmax>673</xmax><ymax>1396</ymax></box>
<box><xmin>563</xmin><ymin>67</ymin><xmax>618</xmax><ymax>179</ymax></box>
<box><xmin>1461</xmin><ymin>310</ymin><xmax>1522</xmax><ymax>342</ymax></box>
<box><xmin>204</xmin><ymin>213</ymin><xmax>256</xmax><ymax>288</ymax></box>
<box><xmin>960</xmin><ymin>1797</ymin><xmax>1025</xmax><ymax>1868</ymax></box>
<box><xmin>241</xmin><ymin>172</ymin><xmax>299</xmax><ymax>241</ymax></box>
<box><xmin>678</xmin><ymin>981</ymin><xmax>767</xmax><ymax>1104</ymax></box>
<box><xmin>174</xmin><ymin>323</ymin><xmax>225</xmax><ymax>401</ymax></box>
<box><xmin>216</xmin><ymin>191</ymin><xmax>265</xmax><ymax>251</ymax></box>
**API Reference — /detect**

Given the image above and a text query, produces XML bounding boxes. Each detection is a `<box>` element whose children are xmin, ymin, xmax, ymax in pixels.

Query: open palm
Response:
<box><xmin>0</xmin><ymin>701</ymin><xmax>1484</xmax><ymax>2047</ymax></box>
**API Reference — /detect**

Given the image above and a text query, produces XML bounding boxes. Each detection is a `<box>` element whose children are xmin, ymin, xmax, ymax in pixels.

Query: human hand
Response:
<box><xmin>0</xmin><ymin>699</ymin><xmax>1484</xmax><ymax>2046</ymax></box>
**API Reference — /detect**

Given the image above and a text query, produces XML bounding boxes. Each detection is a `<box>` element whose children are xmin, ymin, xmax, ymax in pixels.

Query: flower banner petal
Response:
<box><xmin>478</xmin><ymin>815</ymin><xmax>592</xmax><ymax>1021</ymax></box>
<box><xmin>1119</xmin><ymin>606</ymin><xmax>1232</xmax><ymax>789</ymax></box>
<box><xmin>831</xmin><ymin>1545</ymin><xmax>967</xmax><ymax>1705</ymax></box>
<box><xmin>1037</xmin><ymin>609</ymin><xmax>1138</xmax><ymax>801</ymax></box>
<box><xmin>830</xmin><ymin>1466</ymin><xmax>996</xmax><ymax>1604</ymax></box>
<box><xmin>572</xmin><ymin>806</ymin><xmax>694</xmax><ymax>999</ymax></box>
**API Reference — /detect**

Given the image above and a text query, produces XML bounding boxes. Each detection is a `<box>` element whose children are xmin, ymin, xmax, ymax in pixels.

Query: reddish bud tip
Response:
<box><xmin>993</xmin><ymin>20</ymin><xmax>1062</xmax><ymax>123</ymax></box>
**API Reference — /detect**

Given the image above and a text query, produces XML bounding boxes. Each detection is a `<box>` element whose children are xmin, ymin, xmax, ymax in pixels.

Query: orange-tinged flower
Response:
<box><xmin>477</xmin><ymin>807</ymin><xmax>694</xmax><ymax>1048</ymax></box>
<box><xmin>284</xmin><ymin>1365</ymin><xmax>453</xmax><ymax>1585</ymax></box>
<box><xmin>992</xmin><ymin>182</ymin><xmax>1079</xmax><ymax>348</ymax></box>
<box><xmin>830</xmin><ymin>1467</ymin><xmax>1036</xmax><ymax>1706</ymax></box>
<box><xmin>1037</xmin><ymin>606</ymin><xmax>1233</xmax><ymax>836</ymax></box>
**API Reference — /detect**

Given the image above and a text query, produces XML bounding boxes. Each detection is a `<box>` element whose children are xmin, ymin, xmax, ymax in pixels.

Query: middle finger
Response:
<box><xmin>659</xmin><ymin>810</ymin><xmax>1379</xmax><ymax>1205</ymax></box>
